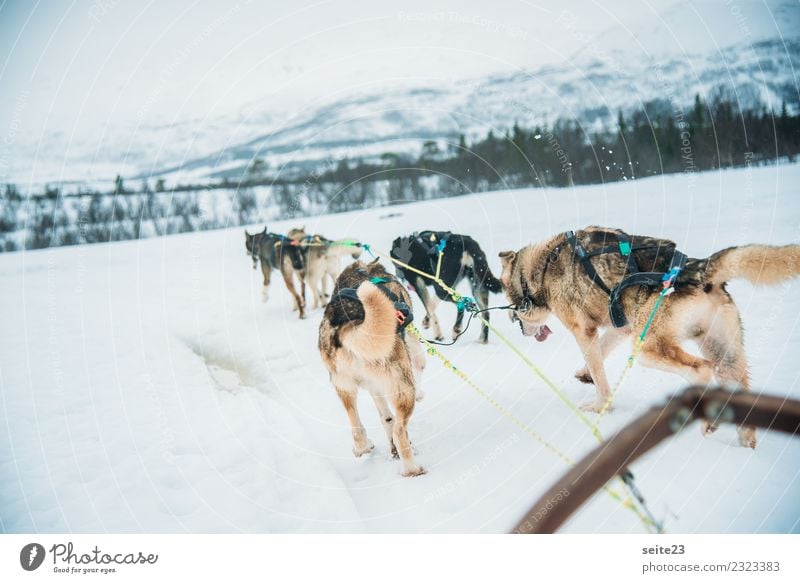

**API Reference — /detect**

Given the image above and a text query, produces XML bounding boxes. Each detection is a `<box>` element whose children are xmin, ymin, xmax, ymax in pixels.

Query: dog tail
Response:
<box><xmin>706</xmin><ymin>244</ymin><xmax>800</xmax><ymax>286</ymax></box>
<box><xmin>339</xmin><ymin>282</ymin><xmax>398</xmax><ymax>361</ymax></box>
<box><xmin>469</xmin><ymin>246</ymin><xmax>503</xmax><ymax>293</ymax></box>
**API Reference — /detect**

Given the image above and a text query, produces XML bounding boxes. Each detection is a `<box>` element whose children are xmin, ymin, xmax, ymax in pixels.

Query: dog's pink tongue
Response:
<box><xmin>534</xmin><ymin>325</ymin><xmax>552</xmax><ymax>342</ymax></box>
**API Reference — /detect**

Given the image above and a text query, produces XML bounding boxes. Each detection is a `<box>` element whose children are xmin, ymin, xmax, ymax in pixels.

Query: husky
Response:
<box><xmin>286</xmin><ymin>227</ymin><xmax>363</xmax><ymax>309</ymax></box>
<box><xmin>499</xmin><ymin>226</ymin><xmax>800</xmax><ymax>449</ymax></box>
<box><xmin>244</xmin><ymin>227</ymin><xmax>307</xmax><ymax>318</ymax></box>
<box><xmin>318</xmin><ymin>259</ymin><xmax>427</xmax><ymax>477</ymax></box>
<box><xmin>390</xmin><ymin>231</ymin><xmax>503</xmax><ymax>343</ymax></box>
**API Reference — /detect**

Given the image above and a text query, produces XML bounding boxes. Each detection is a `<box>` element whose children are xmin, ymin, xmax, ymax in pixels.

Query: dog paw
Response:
<box><xmin>738</xmin><ymin>427</ymin><xmax>757</xmax><ymax>449</ymax></box>
<box><xmin>261</xmin><ymin>288</ymin><xmax>270</xmax><ymax>303</ymax></box>
<box><xmin>353</xmin><ymin>440</ymin><xmax>375</xmax><ymax>457</ymax></box>
<box><xmin>575</xmin><ymin>369</ymin><xmax>594</xmax><ymax>384</ymax></box>
<box><xmin>700</xmin><ymin>420</ymin><xmax>718</xmax><ymax>436</ymax></box>
<box><xmin>434</xmin><ymin>335</ymin><xmax>445</xmax><ymax>342</ymax></box>
<box><xmin>452</xmin><ymin>328</ymin><xmax>462</xmax><ymax>340</ymax></box>
<box><xmin>415</xmin><ymin>389</ymin><xmax>425</xmax><ymax>402</ymax></box>
<box><xmin>579</xmin><ymin>400</ymin><xmax>607</xmax><ymax>413</ymax></box>
<box><xmin>390</xmin><ymin>444</ymin><xmax>399</xmax><ymax>459</ymax></box>
<box><xmin>402</xmin><ymin>466</ymin><xmax>426</xmax><ymax>477</ymax></box>
<box><xmin>422</xmin><ymin>316</ymin><xmax>430</xmax><ymax>329</ymax></box>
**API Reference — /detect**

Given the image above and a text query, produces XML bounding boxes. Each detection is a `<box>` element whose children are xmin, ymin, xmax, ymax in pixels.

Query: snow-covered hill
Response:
<box><xmin>154</xmin><ymin>37</ymin><xmax>798</xmax><ymax>185</ymax></box>
<box><xmin>2</xmin><ymin>163</ymin><xmax>799</xmax><ymax>533</ymax></box>
<box><xmin>6</xmin><ymin>0</ymin><xmax>798</xmax><ymax>190</ymax></box>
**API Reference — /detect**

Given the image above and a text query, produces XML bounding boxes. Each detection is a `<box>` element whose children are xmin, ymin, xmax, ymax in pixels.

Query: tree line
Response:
<box><xmin>1</xmin><ymin>91</ymin><xmax>798</xmax><ymax>252</ymax></box>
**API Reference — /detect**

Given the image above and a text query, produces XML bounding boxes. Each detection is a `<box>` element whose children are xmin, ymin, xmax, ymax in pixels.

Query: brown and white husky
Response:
<box><xmin>499</xmin><ymin>226</ymin><xmax>800</xmax><ymax>449</ymax></box>
<box><xmin>318</xmin><ymin>259</ymin><xmax>427</xmax><ymax>476</ymax></box>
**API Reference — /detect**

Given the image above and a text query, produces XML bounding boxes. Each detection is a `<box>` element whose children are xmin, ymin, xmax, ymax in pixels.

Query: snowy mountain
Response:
<box><xmin>147</xmin><ymin>36</ymin><xmax>799</xmax><ymax>184</ymax></box>
<box><xmin>5</xmin><ymin>0</ymin><xmax>799</xmax><ymax>189</ymax></box>
<box><xmin>167</xmin><ymin>40</ymin><xmax>800</xmax><ymax>177</ymax></box>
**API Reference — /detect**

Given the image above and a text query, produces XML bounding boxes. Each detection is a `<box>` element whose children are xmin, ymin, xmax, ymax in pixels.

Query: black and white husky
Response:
<box><xmin>390</xmin><ymin>231</ymin><xmax>502</xmax><ymax>343</ymax></box>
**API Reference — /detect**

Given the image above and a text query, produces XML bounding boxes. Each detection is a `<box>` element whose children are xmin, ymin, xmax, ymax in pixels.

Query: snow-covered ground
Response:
<box><xmin>2</xmin><ymin>163</ymin><xmax>799</xmax><ymax>533</ymax></box>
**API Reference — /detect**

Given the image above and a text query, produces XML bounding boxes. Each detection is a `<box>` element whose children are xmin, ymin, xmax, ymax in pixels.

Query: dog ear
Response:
<box><xmin>244</xmin><ymin>229</ymin><xmax>251</xmax><ymax>237</ymax></box>
<box><xmin>498</xmin><ymin>250</ymin><xmax>518</xmax><ymax>272</ymax></box>
<box><xmin>498</xmin><ymin>250</ymin><xmax>517</xmax><ymax>263</ymax></box>
<box><xmin>498</xmin><ymin>250</ymin><xmax>517</xmax><ymax>289</ymax></box>
<box><xmin>262</xmin><ymin>226</ymin><xmax>267</xmax><ymax>234</ymax></box>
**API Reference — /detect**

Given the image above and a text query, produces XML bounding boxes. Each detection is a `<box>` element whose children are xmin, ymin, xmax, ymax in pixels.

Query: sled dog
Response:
<box><xmin>391</xmin><ymin>231</ymin><xmax>502</xmax><ymax>343</ymax></box>
<box><xmin>244</xmin><ymin>227</ymin><xmax>307</xmax><ymax>318</ymax></box>
<box><xmin>499</xmin><ymin>226</ymin><xmax>800</xmax><ymax>449</ymax></box>
<box><xmin>287</xmin><ymin>227</ymin><xmax>363</xmax><ymax>309</ymax></box>
<box><xmin>318</xmin><ymin>259</ymin><xmax>426</xmax><ymax>476</ymax></box>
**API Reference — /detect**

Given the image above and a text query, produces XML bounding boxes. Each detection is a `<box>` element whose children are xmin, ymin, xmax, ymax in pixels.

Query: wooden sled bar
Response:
<box><xmin>513</xmin><ymin>386</ymin><xmax>800</xmax><ymax>533</ymax></box>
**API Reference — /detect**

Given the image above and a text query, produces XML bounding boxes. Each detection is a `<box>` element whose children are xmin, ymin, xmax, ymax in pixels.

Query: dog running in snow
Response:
<box><xmin>244</xmin><ymin>227</ymin><xmax>307</xmax><ymax>318</ymax></box>
<box><xmin>499</xmin><ymin>226</ymin><xmax>800</xmax><ymax>449</ymax></box>
<box><xmin>318</xmin><ymin>259</ymin><xmax>427</xmax><ymax>477</ymax></box>
<box><xmin>390</xmin><ymin>231</ymin><xmax>503</xmax><ymax>343</ymax></box>
<box><xmin>286</xmin><ymin>227</ymin><xmax>363</xmax><ymax>309</ymax></box>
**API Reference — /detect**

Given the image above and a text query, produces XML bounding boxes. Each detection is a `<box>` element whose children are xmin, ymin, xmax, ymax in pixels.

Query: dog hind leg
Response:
<box><xmin>260</xmin><ymin>258</ymin><xmax>272</xmax><ymax>303</ymax></box>
<box><xmin>405</xmin><ymin>335</ymin><xmax>426</xmax><ymax>401</ymax></box>
<box><xmin>280</xmin><ymin>261</ymin><xmax>306</xmax><ymax>318</ymax></box>
<box><xmin>414</xmin><ymin>277</ymin><xmax>444</xmax><ymax>341</ymax></box>
<box><xmin>696</xmin><ymin>306</ymin><xmax>756</xmax><ymax>448</ymax></box>
<box><xmin>638</xmin><ymin>336</ymin><xmax>720</xmax><ymax>439</ymax></box>
<box><xmin>469</xmin><ymin>282</ymin><xmax>491</xmax><ymax>344</ymax></box>
<box><xmin>369</xmin><ymin>391</ymin><xmax>398</xmax><ymax>458</ymax></box>
<box><xmin>452</xmin><ymin>303</ymin><xmax>466</xmax><ymax>341</ymax></box>
<box><xmin>306</xmin><ymin>262</ymin><xmax>323</xmax><ymax>309</ymax></box>
<box><xmin>388</xmin><ymin>375</ymin><xmax>424</xmax><ymax>477</ymax></box>
<box><xmin>336</xmin><ymin>386</ymin><xmax>374</xmax><ymax>457</ymax></box>
<box><xmin>638</xmin><ymin>339</ymin><xmax>716</xmax><ymax>386</ymax></box>
<box><xmin>299</xmin><ymin>271</ymin><xmax>307</xmax><ymax>309</ymax></box>
<box><xmin>424</xmin><ymin>295</ymin><xmax>444</xmax><ymax>342</ymax></box>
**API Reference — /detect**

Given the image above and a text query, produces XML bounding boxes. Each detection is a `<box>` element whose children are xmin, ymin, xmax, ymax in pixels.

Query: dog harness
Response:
<box><xmin>563</xmin><ymin>230</ymin><xmax>687</xmax><ymax>328</ymax></box>
<box><xmin>415</xmin><ymin>230</ymin><xmax>451</xmax><ymax>268</ymax></box>
<box><xmin>411</xmin><ymin>231</ymin><xmax>468</xmax><ymax>302</ymax></box>
<box><xmin>333</xmin><ymin>272</ymin><xmax>413</xmax><ymax>335</ymax></box>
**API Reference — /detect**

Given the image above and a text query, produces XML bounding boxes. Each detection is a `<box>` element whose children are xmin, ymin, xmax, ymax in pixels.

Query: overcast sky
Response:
<box><xmin>0</xmin><ymin>1</ymin><xmax>687</xmax><ymax>141</ymax></box>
